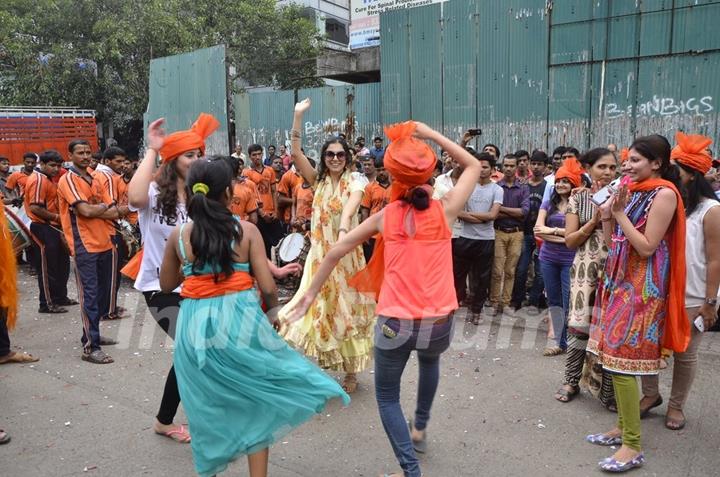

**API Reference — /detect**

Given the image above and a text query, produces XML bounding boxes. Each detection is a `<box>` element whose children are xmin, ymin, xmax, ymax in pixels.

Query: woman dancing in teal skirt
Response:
<box><xmin>160</xmin><ymin>158</ymin><xmax>349</xmax><ymax>477</ymax></box>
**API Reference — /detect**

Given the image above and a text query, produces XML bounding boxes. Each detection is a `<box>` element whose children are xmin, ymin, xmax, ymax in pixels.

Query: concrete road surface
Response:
<box><xmin>2</xmin><ymin>269</ymin><xmax>719</xmax><ymax>476</ymax></box>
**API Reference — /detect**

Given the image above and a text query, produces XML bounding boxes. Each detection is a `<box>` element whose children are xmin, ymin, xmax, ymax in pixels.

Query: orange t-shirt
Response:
<box><xmin>277</xmin><ymin>171</ymin><xmax>303</xmax><ymax>222</ymax></box>
<box><xmin>6</xmin><ymin>170</ymin><xmax>32</xmax><ymax>195</ymax></box>
<box><xmin>24</xmin><ymin>170</ymin><xmax>60</xmax><ymax>226</ymax></box>
<box><xmin>242</xmin><ymin>166</ymin><xmax>277</xmax><ymax>216</ymax></box>
<box><xmin>91</xmin><ymin>168</ymin><xmax>119</xmax><ymax>237</ymax></box>
<box><xmin>361</xmin><ymin>181</ymin><xmax>392</xmax><ymax>216</ymax></box>
<box><xmin>115</xmin><ymin>176</ymin><xmax>138</xmax><ymax>224</ymax></box>
<box><xmin>293</xmin><ymin>182</ymin><xmax>314</xmax><ymax>222</ymax></box>
<box><xmin>230</xmin><ymin>179</ymin><xmax>259</xmax><ymax>221</ymax></box>
<box><xmin>56</xmin><ymin>168</ymin><xmax>113</xmax><ymax>254</ymax></box>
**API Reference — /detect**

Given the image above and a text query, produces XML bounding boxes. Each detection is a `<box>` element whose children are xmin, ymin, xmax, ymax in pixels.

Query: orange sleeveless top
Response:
<box><xmin>376</xmin><ymin>200</ymin><xmax>458</xmax><ymax>319</ymax></box>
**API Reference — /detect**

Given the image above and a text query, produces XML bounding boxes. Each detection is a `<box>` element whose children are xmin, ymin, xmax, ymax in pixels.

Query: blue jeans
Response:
<box><xmin>374</xmin><ymin>315</ymin><xmax>455</xmax><ymax>477</ymax></box>
<box><xmin>511</xmin><ymin>234</ymin><xmax>545</xmax><ymax>306</ymax></box>
<box><xmin>539</xmin><ymin>260</ymin><xmax>571</xmax><ymax>349</ymax></box>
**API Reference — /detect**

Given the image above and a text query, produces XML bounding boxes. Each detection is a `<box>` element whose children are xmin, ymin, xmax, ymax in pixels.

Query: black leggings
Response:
<box><xmin>143</xmin><ymin>291</ymin><xmax>182</xmax><ymax>425</ymax></box>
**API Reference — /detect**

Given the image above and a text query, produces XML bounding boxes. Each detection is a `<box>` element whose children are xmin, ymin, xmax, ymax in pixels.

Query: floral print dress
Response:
<box><xmin>587</xmin><ymin>187</ymin><xmax>669</xmax><ymax>375</ymax></box>
<box><xmin>280</xmin><ymin>169</ymin><xmax>376</xmax><ymax>373</ymax></box>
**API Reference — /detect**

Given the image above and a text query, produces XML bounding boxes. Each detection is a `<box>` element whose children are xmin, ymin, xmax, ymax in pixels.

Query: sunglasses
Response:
<box><xmin>324</xmin><ymin>151</ymin><xmax>347</xmax><ymax>160</ymax></box>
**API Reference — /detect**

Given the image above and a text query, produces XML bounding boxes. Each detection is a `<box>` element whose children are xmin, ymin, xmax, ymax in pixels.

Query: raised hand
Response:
<box><xmin>147</xmin><ymin>118</ymin><xmax>166</xmax><ymax>151</ymax></box>
<box><xmin>294</xmin><ymin>98</ymin><xmax>312</xmax><ymax>115</ymax></box>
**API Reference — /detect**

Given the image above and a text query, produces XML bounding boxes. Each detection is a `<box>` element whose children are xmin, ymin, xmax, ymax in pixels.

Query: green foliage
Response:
<box><xmin>0</xmin><ymin>0</ymin><xmax>322</xmax><ymax>126</ymax></box>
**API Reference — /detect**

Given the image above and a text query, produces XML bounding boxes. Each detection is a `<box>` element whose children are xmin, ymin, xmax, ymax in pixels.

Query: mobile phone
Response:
<box><xmin>694</xmin><ymin>315</ymin><xmax>705</xmax><ymax>333</ymax></box>
<box><xmin>467</xmin><ymin>128</ymin><xmax>482</xmax><ymax>136</ymax></box>
<box><xmin>591</xmin><ymin>179</ymin><xmax>620</xmax><ymax>206</ymax></box>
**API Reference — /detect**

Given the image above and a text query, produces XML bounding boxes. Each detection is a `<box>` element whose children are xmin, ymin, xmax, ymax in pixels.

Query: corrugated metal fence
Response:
<box><xmin>233</xmin><ymin>0</ymin><xmax>720</xmax><ymax>155</ymax></box>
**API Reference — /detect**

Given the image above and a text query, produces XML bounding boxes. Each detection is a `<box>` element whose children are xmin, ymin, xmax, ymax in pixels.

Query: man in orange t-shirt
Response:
<box><xmin>116</xmin><ymin>156</ymin><xmax>139</xmax><ymax>225</ymax></box>
<box><xmin>56</xmin><ymin>140</ymin><xmax>126</xmax><ymax>364</ymax></box>
<box><xmin>6</xmin><ymin>152</ymin><xmax>37</xmax><ymax>196</ymax></box>
<box><xmin>227</xmin><ymin>155</ymin><xmax>259</xmax><ymax>223</ymax></box>
<box><xmin>25</xmin><ymin>150</ymin><xmax>73</xmax><ymax>313</ymax></box>
<box><xmin>359</xmin><ymin>158</ymin><xmax>392</xmax><ymax>260</ymax></box>
<box><xmin>242</xmin><ymin>144</ymin><xmax>282</xmax><ymax>257</ymax></box>
<box><xmin>277</xmin><ymin>166</ymin><xmax>303</xmax><ymax>226</ymax></box>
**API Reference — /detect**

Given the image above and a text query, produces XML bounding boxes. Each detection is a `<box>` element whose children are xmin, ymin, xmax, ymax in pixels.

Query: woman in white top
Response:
<box><xmin>640</xmin><ymin>133</ymin><xmax>720</xmax><ymax>430</ymax></box>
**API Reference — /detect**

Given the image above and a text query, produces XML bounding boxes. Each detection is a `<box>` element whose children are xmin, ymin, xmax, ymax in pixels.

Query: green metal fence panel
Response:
<box><xmin>145</xmin><ymin>45</ymin><xmax>229</xmax><ymax>156</ymax></box>
<box><xmin>549</xmin><ymin>0</ymin><xmax>594</xmax><ymax>24</ymax></box>
<box><xmin>408</xmin><ymin>4</ymin><xmax>443</xmax><ymax>132</ymax></box>
<box><xmin>549</xmin><ymin>22</ymin><xmax>592</xmax><ymax>65</ymax></box>
<box><xmin>353</xmin><ymin>83</ymin><xmax>383</xmax><ymax>146</ymax></box>
<box><xmin>442</xmin><ymin>0</ymin><xmax>478</xmax><ymax>140</ymax></box>
<box><xmin>380</xmin><ymin>9</ymin><xmax>412</xmax><ymax>124</ymax></box>
<box><xmin>240</xmin><ymin>89</ymin><xmax>294</xmax><ymax>152</ymax></box>
<box><xmin>639</xmin><ymin>10</ymin><xmax>672</xmax><ymax>57</ymax></box>
<box><xmin>607</xmin><ymin>14</ymin><xmax>639</xmax><ymax>60</ymax></box>
<box><xmin>672</xmin><ymin>3</ymin><xmax>720</xmax><ymax>53</ymax></box>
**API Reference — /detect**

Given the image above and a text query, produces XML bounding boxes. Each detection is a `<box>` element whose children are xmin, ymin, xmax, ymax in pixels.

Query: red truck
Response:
<box><xmin>0</xmin><ymin>107</ymin><xmax>99</xmax><ymax>165</ymax></box>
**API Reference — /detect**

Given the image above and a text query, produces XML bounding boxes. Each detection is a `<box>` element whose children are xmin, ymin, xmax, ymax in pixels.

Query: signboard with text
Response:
<box><xmin>350</xmin><ymin>0</ymin><xmax>445</xmax><ymax>49</ymax></box>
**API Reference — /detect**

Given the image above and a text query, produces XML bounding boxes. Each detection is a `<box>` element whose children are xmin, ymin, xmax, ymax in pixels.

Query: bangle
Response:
<box><xmin>601</xmin><ymin>217</ymin><xmax>612</xmax><ymax>222</ymax></box>
<box><xmin>338</xmin><ymin>227</ymin><xmax>348</xmax><ymax>234</ymax></box>
<box><xmin>553</xmin><ymin>228</ymin><xmax>558</xmax><ymax>236</ymax></box>
<box><xmin>291</xmin><ymin>129</ymin><xmax>301</xmax><ymax>138</ymax></box>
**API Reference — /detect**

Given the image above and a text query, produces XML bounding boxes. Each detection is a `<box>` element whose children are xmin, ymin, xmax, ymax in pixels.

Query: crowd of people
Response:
<box><xmin>1</xmin><ymin>98</ymin><xmax>719</xmax><ymax>476</ymax></box>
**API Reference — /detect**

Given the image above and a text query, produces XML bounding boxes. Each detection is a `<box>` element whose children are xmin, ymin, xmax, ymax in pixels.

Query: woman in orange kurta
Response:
<box><xmin>285</xmin><ymin>121</ymin><xmax>481</xmax><ymax>477</ymax></box>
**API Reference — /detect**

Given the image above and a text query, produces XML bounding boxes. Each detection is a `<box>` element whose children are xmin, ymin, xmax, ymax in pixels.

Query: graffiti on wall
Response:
<box><xmin>605</xmin><ymin>95</ymin><xmax>713</xmax><ymax>119</ymax></box>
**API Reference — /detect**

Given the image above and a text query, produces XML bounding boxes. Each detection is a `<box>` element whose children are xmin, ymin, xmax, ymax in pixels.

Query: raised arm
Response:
<box><xmin>290</xmin><ymin>99</ymin><xmax>318</xmax><ymax>185</ymax></box>
<box><xmin>129</xmin><ymin>118</ymin><xmax>165</xmax><ymax>209</ymax></box>
<box><xmin>339</xmin><ymin>189</ymin><xmax>364</xmax><ymax>240</ymax></box>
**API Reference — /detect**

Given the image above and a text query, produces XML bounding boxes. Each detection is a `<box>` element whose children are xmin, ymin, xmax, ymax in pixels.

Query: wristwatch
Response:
<box><xmin>705</xmin><ymin>298</ymin><xmax>718</xmax><ymax>306</ymax></box>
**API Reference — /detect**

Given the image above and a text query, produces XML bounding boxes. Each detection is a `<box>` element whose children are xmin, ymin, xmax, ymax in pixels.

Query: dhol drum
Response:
<box><xmin>275</xmin><ymin>232</ymin><xmax>310</xmax><ymax>290</ymax></box>
<box><xmin>5</xmin><ymin>207</ymin><xmax>33</xmax><ymax>253</ymax></box>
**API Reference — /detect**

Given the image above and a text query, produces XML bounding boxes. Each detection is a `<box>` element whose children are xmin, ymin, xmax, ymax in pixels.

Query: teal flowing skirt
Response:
<box><xmin>174</xmin><ymin>288</ymin><xmax>350</xmax><ymax>477</ymax></box>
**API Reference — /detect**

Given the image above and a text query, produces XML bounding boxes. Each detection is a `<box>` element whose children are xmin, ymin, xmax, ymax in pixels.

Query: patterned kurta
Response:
<box><xmin>567</xmin><ymin>190</ymin><xmax>609</xmax><ymax>333</ymax></box>
<box><xmin>587</xmin><ymin>187</ymin><xmax>669</xmax><ymax>375</ymax></box>
<box><xmin>279</xmin><ymin>169</ymin><xmax>376</xmax><ymax>373</ymax></box>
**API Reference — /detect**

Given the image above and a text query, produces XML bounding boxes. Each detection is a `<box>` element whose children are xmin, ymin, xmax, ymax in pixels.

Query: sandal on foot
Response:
<box><xmin>408</xmin><ymin>419</ymin><xmax>427</xmax><ymax>454</ymax></box>
<box><xmin>599</xmin><ymin>452</ymin><xmax>645</xmax><ymax>472</ymax></box>
<box><xmin>665</xmin><ymin>410</ymin><xmax>686</xmax><ymax>430</ymax></box>
<box><xmin>156</xmin><ymin>424</ymin><xmax>191</xmax><ymax>443</ymax></box>
<box><xmin>342</xmin><ymin>374</ymin><xmax>358</xmax><ymax>393</ymax></box>
<box><xmin>543</xmin><ymin>346</ymin><xmax>565</xmax><ymax>356</ymax></box>
<box><xmin>586</xmin><ymin>433</ymin><xmax>623</xmax><ymax>446</ymax></box>
<box><xmin>0</xmin><ymin>430</ymin><xmax>10</xmax><ymax>445</ymax></box>
<box><xmin>81</xmin><ymin>350</ymin><xmax>114</xmax><ymax>364</ymax></box>
<box><xmin>555</xmin><ymin>385</ymin><xmax>579</xmax><ymax>403</ymax></box>
<box><xmin>38</xmin><ymin>305</ymin><xmax>67</xmax><ymax>314</ymax></box>
<box><xmin>0</xmin><ymin>351</ymin><xmax>39</xmax><ymax>364</ymax></box>
<box><xmin>640</xmin><ymin>395</ymin><xmax>663</xmax><ymax>418</ymax></box>
<box><xmin>55</xmin><ymin>298</ymin><xmax>79</xmax><ymax>306</ymax></box>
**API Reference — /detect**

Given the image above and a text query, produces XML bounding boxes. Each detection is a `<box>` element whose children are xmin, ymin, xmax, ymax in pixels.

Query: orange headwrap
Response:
<box><xmin>349</xmin><ymin>121</ymin><xmax>437</xmax><ymax>300</ymax></box>
<box><xmin>628</xmin><ymin>178</ymin><xmax>689</xmax><ymax>353</ymax></box>
<box><xmin>554</xmin><ymin>157</ymin><xmax>585</xmax><ymax>188</ymax></box>
<box><xmin>620</xmin><ymin>148</ymin><xmax>629</xmax><ymax>163</ymax></box>
<box><xmin>383</xmin><ymin>122</ymin><xmax>437</xmax><ymax>201</ymax></box>
<box><xmin>670</xmin><ymin>131</ymin><xmax>713</xmax><ymax>174</ymax></box>
<box><xmin>0</xmin><ymin>202</ymin><xmax>19</xmax><ymax>330</ymax></box>
<box><xmin>159</xmin><ymin>113</ymin><xmax>220</xmax><ymax>163</ymax></box>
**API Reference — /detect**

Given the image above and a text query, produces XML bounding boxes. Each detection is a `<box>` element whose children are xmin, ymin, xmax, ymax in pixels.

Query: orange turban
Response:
<box><xmin>554</xmin><ymin>157</ymin><xmax>585</xmax><ymax>188</ymax></box>
<box><xmin>159</xmin><ymin>113</ymin><xmax>220</xmax><ymax>163</ymax></box>
<box><xmin>383</xmin><ymin>122</ymin><xmax>436</xmax><ymax>201</ymax></box>
<box><xmin>670</xmin><ymin>131</ymin><xmax>713</xmax><ymax>174</ymax></box>
<box><xmin>620</xmin><ymin>148</ymin><xmax>629</xmax><ymax>163</ymax></box>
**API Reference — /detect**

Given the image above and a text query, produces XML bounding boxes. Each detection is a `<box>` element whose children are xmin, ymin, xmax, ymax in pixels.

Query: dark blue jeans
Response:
<box><xmin>511</xmin><ymin>234</ymin><xmax>545</xmax><ymax>307</ymax></box>
<box><xmin>539</xmin><ymin>260</ymin><xmax>571</xmax><ymax>349</ymax></box>
<box><xmin>374</xmin><ymin>315</ymin><xmax>455</xmax><ymax>477</ymax></box>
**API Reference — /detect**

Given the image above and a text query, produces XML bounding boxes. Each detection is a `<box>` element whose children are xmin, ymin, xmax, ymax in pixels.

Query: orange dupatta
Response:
<box><xmin>628</xmin><ymin>178</ymin><xmax>689</xmax><ymax>353</ymax></box>
<box><xmin>0</xmin><ymin>203</ymin><xmax>18</xmax><ymax>330</ymax></box>
<box><xmin>180</xmin><ymin>271</ymin><xmax>254</xmax><ymax>299</ymax></box>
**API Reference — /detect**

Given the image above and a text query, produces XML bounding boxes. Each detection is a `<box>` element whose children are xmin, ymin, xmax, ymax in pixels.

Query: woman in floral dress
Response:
<box><xmin>279</xmin><ymin>98</ymin><xmax>376</xmax><ymax>392</ymax></box>
<box><xmin>586</xmin><ymin>135</ymin><xmax>689</xmax><ymax>472</ymax></box>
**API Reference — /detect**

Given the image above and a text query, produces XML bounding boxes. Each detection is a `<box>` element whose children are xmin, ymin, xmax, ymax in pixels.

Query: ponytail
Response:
<box><xmin>186</xmin><ymin>158</ymin><xmax>241</xmax><ymax>281</ymax></box>
<box><xmin>405</xmin><ymin>185</ymin><xmax>431</xmax><ymax>211</ymax></box>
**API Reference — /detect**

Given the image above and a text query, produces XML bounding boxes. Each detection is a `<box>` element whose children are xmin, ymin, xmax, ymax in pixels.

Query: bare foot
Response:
<box><xmin>611</xmin><ymin>444</ymin><xmax>641</xmax><ymax>463</ymax></box>
<box><xmin>600</xmin><ymin>427</ymin><xmax>622</xmax><ymax>439</ymax></box>
<box><xmin>153</xmin><ymin>419</ymin><xmax>191</xmax><ymax>443</ymax></box>
<box><xmin>410</xmin><ymin>424</ymin><xmax>425</xmax><ymax>442</ymax></box>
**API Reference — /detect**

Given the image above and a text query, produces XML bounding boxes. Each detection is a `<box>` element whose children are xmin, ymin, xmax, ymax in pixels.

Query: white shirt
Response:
<box><xmin>433</xmin><ymin>170</ymin><xmax>462</xmax><ymax>238</ymax></box>
<box><xmin>130</xmin><ymin>182</ymin><xmax>188</xmax><ymax>292</ymax></box>
<box><xmin>685</xmin><ymin>198</ymin><xmax>720</xmax><ymax>307</ymax></box>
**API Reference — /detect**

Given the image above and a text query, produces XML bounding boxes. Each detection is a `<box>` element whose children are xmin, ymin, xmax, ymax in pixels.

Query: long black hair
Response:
<box><xmin>317</xmin><ymin>136</ymin><xmax>352</xmax><ymax>181</ymax></box>
<box><xmin>579</xmin><ymin>147</ymin><xmax>613</xmax><ymax>168</ymax></box>
<box><xmin>186</xmin><ymin>158</ymin><xmax>241</xmax><ymax>281</ymax></box>
<box><xmin>630</xmin><ymin>134</ymin><xmax>681</xmax><ymax>189</ymax></box>
<box><xmin>155</xmin><ymin>160</ymin><xmax>181</xmax><ymax>224</ymax></box>
<box><xmin>676</xmin><ymin>163</ymin><xmax>717</xmax><ymax>216</ymax></box>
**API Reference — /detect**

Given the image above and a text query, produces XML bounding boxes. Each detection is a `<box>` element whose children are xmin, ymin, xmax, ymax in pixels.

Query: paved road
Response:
<box><xmin>2</xmin><ymin>268</ymin><xmax>719</xmax><ymax>476</ymax></box>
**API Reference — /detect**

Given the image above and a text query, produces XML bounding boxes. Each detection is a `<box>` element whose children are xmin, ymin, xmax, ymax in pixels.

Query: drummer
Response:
<box><xmin>24</xmin><ymin>151</ymin><xmax>76</xmax><ymax>314</ymax></box>
<box><xmin>92</xmin><ymin>147</ymin><xmax>131</xmax><ymax>320</ymax></box>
